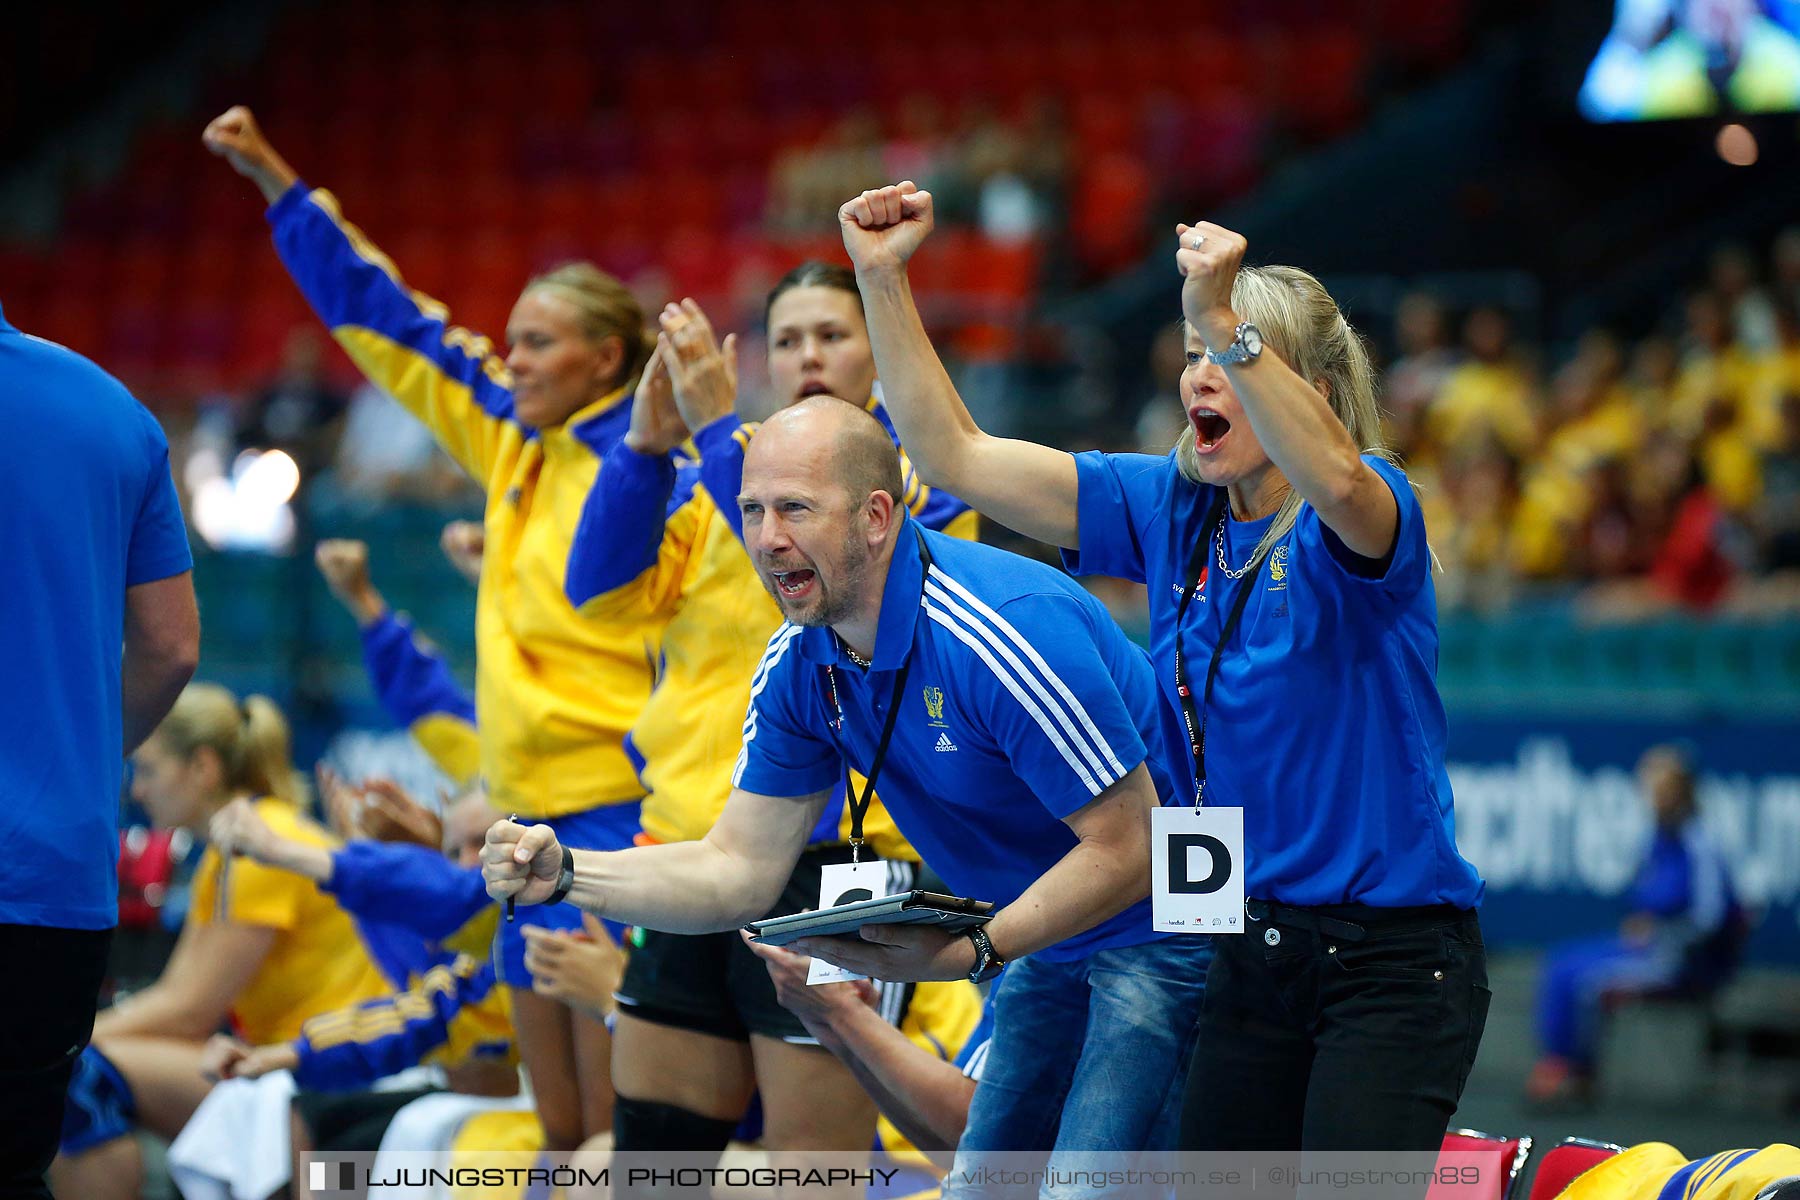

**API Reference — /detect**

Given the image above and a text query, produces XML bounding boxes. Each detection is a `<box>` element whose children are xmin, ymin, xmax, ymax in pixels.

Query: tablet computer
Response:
<box><xmin>744</xmin><ymin>889</ymin><xmax>994</xmax><ymax>947</ymax></box>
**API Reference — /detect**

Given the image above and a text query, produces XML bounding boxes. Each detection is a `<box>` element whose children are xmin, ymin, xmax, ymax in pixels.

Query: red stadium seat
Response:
<box><xmin>117</xmin><ymin>827</ymin><xmax>182</xmax><ymax>932</ymax></box>
<box><xmin>1281</xmin><ymin>28</ymin><xmax>1369</xmax><ymax>138</ymax></box>
<box><xmin>1526</xmin><ymin>1138</ymin><xmax>1625</xmax><ymax>1200</ymax></box>
<box><xmin>1428</xmin><ymin>1128</ymin><xmax>1534</xmax><ymax>1200</ymax></box>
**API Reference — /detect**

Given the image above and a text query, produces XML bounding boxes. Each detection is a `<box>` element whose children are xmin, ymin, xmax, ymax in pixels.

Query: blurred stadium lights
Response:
<box><xmin>187</xmin><ymin>445</ymin><xmax>300</xmax><ymax>552</ymax></box>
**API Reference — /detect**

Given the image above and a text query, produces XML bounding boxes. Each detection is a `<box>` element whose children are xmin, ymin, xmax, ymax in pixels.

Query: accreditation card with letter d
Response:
<box><xmin>1151</xmin><ymin>806</ymin><xmax>1244</xmax><ymax>934</ymax></box>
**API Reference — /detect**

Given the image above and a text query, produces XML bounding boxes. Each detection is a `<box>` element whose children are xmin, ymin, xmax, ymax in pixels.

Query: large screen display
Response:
<box><xmin>1580</xmin><ymin>0</ymin><xmax>1800</xmax><ymax>120</ymax></box>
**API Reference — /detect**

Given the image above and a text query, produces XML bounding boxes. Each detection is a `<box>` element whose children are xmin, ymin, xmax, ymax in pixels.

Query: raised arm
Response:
<box><xmin>1177</xmin><ymin>221</ymin><xmax>1398</xmax><ymax>557</ymax></box>
<box><xmin>564</xmin><ymin>345</ymin><xmax>707</xmax><ymax>613</ymax></box>
<box><xmin>483</xmin><ymin>784</ymin><xmax>831</xmax><ymax>934</ymax></box>
<box><xmin>204</xmin><ymin>106</ymin><xmax>516</xmax><ymax>484</ymax></box>
<box><xmin>840</xmin><ymin>182</ymin><xmax>1079</xmax><ymax>547</ymax></box>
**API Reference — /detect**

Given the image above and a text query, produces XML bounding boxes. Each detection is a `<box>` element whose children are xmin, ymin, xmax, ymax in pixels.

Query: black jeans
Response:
<box><xmin>0</xmin><ymin>924</ymin><xmax>112</xmax><ymax>1200</ymax></box>
<box><xmin>1180</xmin><ymin>903</ymin><xmax>1489</xmax><ymax>1153</ymax></box>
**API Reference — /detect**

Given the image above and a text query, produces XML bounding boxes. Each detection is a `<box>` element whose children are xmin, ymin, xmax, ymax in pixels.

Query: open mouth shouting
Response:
<box><xmin>771</xmin><ymin>567</ymin><xmax>819</xmax><ymax>600</ymax></box>
<box><xmin>1190</xmin><ymin>406</ymin><xmax>1232</xmax><ymax>454</ymax></box>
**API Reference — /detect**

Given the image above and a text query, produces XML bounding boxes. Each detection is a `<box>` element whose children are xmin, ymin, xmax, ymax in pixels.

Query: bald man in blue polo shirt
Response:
<box><xmin>487</xmin><ymin>397</ymin><xmax>1209</xmax><ymax>1189</ymax></box>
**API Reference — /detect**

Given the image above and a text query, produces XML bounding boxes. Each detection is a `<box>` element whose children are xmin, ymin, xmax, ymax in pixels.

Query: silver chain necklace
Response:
<box><xmin>1214</xmin><ymin>518</ymin><xmax>1259</xmax><ymax>579</ymax></box>
<box><xmin>839</xmin><ymin>637</ymin><xmax>872</xmax><ymax>668</ymax></box>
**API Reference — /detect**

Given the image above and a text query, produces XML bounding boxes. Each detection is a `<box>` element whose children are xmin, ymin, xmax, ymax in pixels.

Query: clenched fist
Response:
<box><xmin>839</xmin><ymin>181</ymin><xmax>936</xmax><ymax>276</ymax></box>
<box><xmin>202</xmin><ymin>106</ymin><xmax>299</xmax><ymax>204</ymax></box>
<box><xmin>314</xmin><ymin>539</ymin><xmax>385</xmax><ymax>626</ymax></box>
<box><xmin>482</xmin><ymin>818</ymin><xmax>569</xmax><ymax>907</ymax></box>
<box><xmin>439</xmin><ymin>521</ymin><xmax>485</xmax><ymax>586</ymax></box>
<box><xmin>1174</xmin><ymin>221</ymin><xmax>1248</xmax><ymax>350</ymax></box>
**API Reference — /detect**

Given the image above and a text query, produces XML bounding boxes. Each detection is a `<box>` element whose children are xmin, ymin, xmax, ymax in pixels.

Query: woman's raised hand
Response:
<box><xmin>658</xmin><ymin>299</ymin><xmax>738</xmax><ymax>432</ymax></box>
<box><xmin>839</xmin><ymin>181</ymin><xmax>935</xmax><ymax>276</ymax></box>
<box><xmin>1174</xmin><ymin>221</ymin><xmax>1248</xmax><ymax>347</ymax></box>
<box><xmin>622</xmin><ymin>340</ymin><xmax>690</xmax><ymax>456</ymax></box>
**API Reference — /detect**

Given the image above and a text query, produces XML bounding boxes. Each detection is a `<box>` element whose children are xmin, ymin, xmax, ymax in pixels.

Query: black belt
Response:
<box><xmin>1244</xmin><ymin>900</ymin><xmax>1468</xmax><ymax>943</ymax></box>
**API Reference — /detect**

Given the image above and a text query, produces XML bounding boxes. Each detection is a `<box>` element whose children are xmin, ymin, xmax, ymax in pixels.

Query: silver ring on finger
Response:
<box><xmin>1189</xmin><ymin>234</ymin><xmax>1206</xmax><ymax>250</ymax></box>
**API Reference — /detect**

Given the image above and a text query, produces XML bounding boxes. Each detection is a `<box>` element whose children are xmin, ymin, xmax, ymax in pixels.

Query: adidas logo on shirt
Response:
<box><xmin>934</xmin><ymin>732</ymin><xmax>958</xmax><ymax>753</ymax></box>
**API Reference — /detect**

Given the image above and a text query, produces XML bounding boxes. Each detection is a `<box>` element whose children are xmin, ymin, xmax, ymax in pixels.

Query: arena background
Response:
<box><xmin>4</xmin><ymin>0</ymin><xmax>1798</xmax><ymax>1170</ymax></box>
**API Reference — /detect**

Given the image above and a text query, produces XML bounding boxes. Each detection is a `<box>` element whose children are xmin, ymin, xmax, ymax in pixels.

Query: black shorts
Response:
<box><xmin>614</xmin><ymin>846</ymin><xmax>917</xmax><ymax>1043</ymax></box>
<box><xmin>292</xmin><ymin>1086</ymin><xmax>441</xmax><ymax>1152</ymax></box>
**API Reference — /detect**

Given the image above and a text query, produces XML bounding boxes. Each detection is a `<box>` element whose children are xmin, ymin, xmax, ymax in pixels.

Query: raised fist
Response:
<box><xmin>482</xmin><ymin>818</ymin><xmax>570</xmax><ymax>907</ymax></box>
<box><xmin>439</xmin><ymin>521</ymin><xmax>485</xmax><ymax>586</ymax></box>
<box><xmin>1173</xmin><ymin>221</ymin><xmax>1249</xmax><ymax>347</ymax></box>
<box><xmin>202</xmin><ymin>106</ymin><xmax>298</xmax><ymax>203</ymax></box>
<box><xmin>838</xmin><ymin>181</ymin><xmax>935</xmax><ymax>276</ymax></box>
<box><xmin>313</xmin><ymin>539</ymin><xmax>382</xmax><ymax>618</ymax></box>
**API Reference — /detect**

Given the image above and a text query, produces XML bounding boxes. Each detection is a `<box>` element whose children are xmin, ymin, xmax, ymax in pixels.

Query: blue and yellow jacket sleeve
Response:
<box><xmin>565</xmin><ymin>441</ymin><xmax>706</xmax><ymax>615</ymax></box>
<box><xmin>359</xmin><ymin>611</ymin><xmax>480</xmax><ymax>786</ymax></box>
<box><xmin>266</xmin><ymin>181</ymin><xmax>519</xmax><ymax>486</ymax></box>
<box><xmin>291</xmin><ymin>953</ymin><xmax>513</xmax><ymax>1091</ymax></box>
<box><xmin>324</xmin><ymin>842</ymin><xmax>492</xmax><ymax>942</ymax></box>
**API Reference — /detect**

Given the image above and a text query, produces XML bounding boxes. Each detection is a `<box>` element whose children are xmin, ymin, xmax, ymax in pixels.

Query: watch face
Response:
<box><xmin>1241</xmin><ymin>325</ymin><xmax>1263</xmax><ymax>356</ymax></box>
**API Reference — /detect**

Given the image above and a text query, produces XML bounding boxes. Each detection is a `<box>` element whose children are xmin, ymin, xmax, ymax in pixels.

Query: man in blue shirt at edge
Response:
<box><xmin>0</xmin><ymin>303</ymin><xmax>199</xmax><ymax>1199</ymax></box>
<box><xmin>486</xmin><ymin>397</ymin><xmax>1210</xmax><ymax>1194</ymax></box>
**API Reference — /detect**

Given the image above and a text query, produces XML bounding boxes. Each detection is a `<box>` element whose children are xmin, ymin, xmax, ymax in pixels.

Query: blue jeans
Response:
<box><xmin>943</xmin><ymin>935</ymin><xmax>1212</xmax><ymax>1200</ymax></box>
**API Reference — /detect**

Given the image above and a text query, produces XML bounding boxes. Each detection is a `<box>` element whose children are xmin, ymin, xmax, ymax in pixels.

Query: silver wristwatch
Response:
<box><xmin>1206</xmin><ymin>322</ymin><xmax>1264</xmax><ymax>367</ymax></box>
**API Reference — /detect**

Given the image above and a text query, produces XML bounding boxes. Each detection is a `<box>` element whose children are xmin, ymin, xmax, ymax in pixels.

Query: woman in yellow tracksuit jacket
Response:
<box><xmin>204</xmin><ymin>105</ymin><xmax>660</xmax><ymax>1152</ymax></box>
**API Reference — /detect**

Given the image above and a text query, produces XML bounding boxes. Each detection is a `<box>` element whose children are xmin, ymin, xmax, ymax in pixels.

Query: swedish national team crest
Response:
<box><xmin>923</xmin><ymin>686</ymin><xmax>948</xmax><ymax>727</ymax></box>
<box><xmin>1268</xmin><ymin>545</ymin><xmax>1289</xmax><ymax>591</ymax></box>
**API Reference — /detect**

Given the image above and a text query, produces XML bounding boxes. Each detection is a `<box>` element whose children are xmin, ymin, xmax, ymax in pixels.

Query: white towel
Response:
<box><xmin>166</xmin><ymin>1071</ymin><xmax>298</xmax><ymax>1200</ymax></box>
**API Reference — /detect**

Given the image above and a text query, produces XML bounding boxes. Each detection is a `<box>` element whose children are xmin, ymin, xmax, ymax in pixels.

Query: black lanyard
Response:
<box><xmin>1171</xmin><ymin>491</ymin><xmax>1264</xmax><ymax>807</ymax></box>
<box><xmin>823</xmin><ymin>524</ymin><xmax>934</xmax><ymax>860</ymax></box>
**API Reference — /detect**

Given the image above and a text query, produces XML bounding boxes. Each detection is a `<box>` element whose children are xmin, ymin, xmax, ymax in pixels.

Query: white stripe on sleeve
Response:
<box><xmin>927</xmin><ymin>567</ymin><xmax>1130</xmax><ymax>780</ymax></box>
<box><xmin>732</xmin><ymin>623</ymin><xmax>805</xmax><ymax>788</ymax></box>
<box><xmin>924</xmin><ymin>602</ymin><xmax>1107</xmax><ymax>795</ymax></box>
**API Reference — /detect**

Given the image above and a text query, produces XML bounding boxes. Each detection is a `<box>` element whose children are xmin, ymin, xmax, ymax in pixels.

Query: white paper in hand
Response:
<box><xmin>807</xmin><ymin>859</ymin><xmax>889</xmax><ymax>985</ymax></box>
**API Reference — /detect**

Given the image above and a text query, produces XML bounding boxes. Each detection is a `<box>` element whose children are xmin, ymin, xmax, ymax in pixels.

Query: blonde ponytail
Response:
<box><xmin>154</xmin><ymin>684</ymin><xmax>306</xmax><ymax>806</ymax></box>
<box><xmin>238</xmin><ymin>694</ymin><xmax>305</xmax><ymax>805</ymax></box>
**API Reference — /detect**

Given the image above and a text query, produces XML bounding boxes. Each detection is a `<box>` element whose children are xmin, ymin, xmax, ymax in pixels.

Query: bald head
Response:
<box><xmin>750</xmin><ymin>396</ymin><xmax>905</xmax><ymax>511</ymax></box>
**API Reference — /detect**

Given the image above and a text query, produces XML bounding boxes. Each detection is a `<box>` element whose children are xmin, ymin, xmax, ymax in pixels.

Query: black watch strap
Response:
<box><xmin>967</xmin><ymin>926</ymin><xmax>1005</xmax><ymax>984</ymax></box>
<box><xmin>544</xmin><ymin>845</ymin><xmax>577</xmax><ymax>907</ymax></box>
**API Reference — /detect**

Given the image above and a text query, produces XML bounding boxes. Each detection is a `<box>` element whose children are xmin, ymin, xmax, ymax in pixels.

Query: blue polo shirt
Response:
<box><xmin>1065</xmin><ymin>450</ymin><xmax>1483</xmax><ymax>911</ymax></box>
<box><xmin>0</xmin><ymin>304</ymin><xmax>193</xmax><ymax>929</ymax></box>
<box><xmin>731</xmin><ymin>520</ymin><xmax>1175</xmax><ymax>961</ymax></box>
